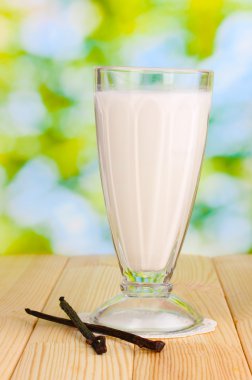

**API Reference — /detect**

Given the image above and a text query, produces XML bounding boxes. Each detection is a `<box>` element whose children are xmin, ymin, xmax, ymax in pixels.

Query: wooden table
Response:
<box><xmin>0</xmin><ymin>254</ymin><xmax>252</xmax><ymax>380</ymax></box>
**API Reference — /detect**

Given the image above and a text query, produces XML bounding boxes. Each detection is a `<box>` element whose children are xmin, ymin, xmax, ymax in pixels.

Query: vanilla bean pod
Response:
<box><xmin>25</xmin><ymin>307</ymin><xmax>165</xmax><ymax>352</ymax></box>
<box><xmin>59</xmin><ymin>297</ymin><xmax>107</xmax><ymax>355</ymax></box>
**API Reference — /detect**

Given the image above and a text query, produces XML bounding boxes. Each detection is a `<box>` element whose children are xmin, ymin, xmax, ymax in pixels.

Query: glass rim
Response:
<box><xmin>95</xmin><ymin>65</ymin><xmax>214</xmax><ymax>76</ymax></box>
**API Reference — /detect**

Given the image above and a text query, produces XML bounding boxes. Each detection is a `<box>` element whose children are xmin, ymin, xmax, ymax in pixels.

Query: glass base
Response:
<box><xmin>89</xmin><ymin>290</ymin><xmax>203</xmax><ymax>336</ymax></box>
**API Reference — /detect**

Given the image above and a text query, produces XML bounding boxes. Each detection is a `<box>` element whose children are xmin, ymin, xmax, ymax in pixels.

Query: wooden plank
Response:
<box><xmin>132</xmin><ymin>255</ymin><xmax>251</xmax><ymax>380</ymax></box>
<box><xmin>12</xmin><ymin>256</ymin><xmax>134</xmax><ymax>380</ymax></box>
<box><xmin>0</xmin><ymin>255</ymin><xmax>68</xmax><ymax>380</ymax></box>
<box><xmin>214</xmin><ymin>255</ymin><xmax>252</xmax><ymax>372</ymax></box>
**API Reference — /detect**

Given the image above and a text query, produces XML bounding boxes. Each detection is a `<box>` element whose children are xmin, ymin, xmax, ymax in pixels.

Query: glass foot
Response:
<box><xmin>89</xmin><ymin>292</ymin><xmax>203</xmax><ymax>336</ymax></box>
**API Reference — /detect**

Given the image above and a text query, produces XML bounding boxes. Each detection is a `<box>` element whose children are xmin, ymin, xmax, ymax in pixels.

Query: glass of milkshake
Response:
<box><xmin>91</xmin><ymin>66</ymin><xmax>213</xmax><ymax>335</ymax></box>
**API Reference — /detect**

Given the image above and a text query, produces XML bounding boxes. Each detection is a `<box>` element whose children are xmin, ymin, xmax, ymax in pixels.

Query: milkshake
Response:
<box><xmin>95</xmin><ymin>90</ymin><xmax>211</xmax><ymax>273</ymax></box>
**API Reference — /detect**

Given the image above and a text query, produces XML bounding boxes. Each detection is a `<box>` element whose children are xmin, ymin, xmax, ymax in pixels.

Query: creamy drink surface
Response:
<box><xmin>95</xmin><ymin>90</ymin><xmax>211</xmax><ymax>272</ymax></box>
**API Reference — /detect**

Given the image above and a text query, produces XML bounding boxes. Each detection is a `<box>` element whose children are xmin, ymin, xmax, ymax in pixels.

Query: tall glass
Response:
<box><xmin>91</xmin><ymin>66</ymin><xmax>213</xmax><ymax>335</ymax></box>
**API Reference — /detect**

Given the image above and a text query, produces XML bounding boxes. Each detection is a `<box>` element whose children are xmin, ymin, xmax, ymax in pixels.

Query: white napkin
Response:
<box><xmin>79</xmin><ymin>313</ymin><xmax>217</xmax><ymax>338</ymax></box>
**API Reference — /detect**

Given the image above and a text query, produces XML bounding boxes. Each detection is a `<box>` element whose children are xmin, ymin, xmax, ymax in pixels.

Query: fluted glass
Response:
<box><xmin>91</xmin><ymin>67</ymin><xmax>213</xmax><ymax>334</ymax></box>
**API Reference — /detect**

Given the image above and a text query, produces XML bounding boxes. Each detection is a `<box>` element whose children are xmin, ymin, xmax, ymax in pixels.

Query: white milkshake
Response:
<box><xmin>95</xmin><ymin>90</ymin><xmax>211</xmax><ymax>272</ymax></box>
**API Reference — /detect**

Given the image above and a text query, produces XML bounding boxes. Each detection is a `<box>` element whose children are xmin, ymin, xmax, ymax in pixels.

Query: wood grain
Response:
<box><xmin>214</xmin><ymin>255</ymin><xmax>252</xmax><ymax>373</ymax></box>
<box><xmin>132</xmin><ymin>255</ymin><xmax>252</xmax><ymax>380</ymax></box>
<box><xmin>0</xmin><ymin>255</ymin><xmax>68</xmax><ymax>380</ymax></box>
<box><xmin>2</xmin><ymin>254</ymin><xmax>252</xmax><ymax>380</ymax></box>
<box><xmin>12</xmin><ymin>256</ymin><xmax>134</xmax><ymax>380</ymax></box>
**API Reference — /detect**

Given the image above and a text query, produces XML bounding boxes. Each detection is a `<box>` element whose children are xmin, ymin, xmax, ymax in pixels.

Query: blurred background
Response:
<box><xmin>0</xmin><ymin>0</ymin><xmax>251</xmax><ymax>256</ymax></box>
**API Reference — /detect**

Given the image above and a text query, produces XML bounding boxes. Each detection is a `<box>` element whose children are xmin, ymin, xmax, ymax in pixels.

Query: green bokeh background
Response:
<box><xmin>0</xmin><ymin>0</ymin><xmax>252</xmax><ymax>256</ymax></box>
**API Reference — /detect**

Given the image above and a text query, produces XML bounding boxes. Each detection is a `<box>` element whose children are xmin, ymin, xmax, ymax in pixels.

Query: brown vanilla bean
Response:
<box><xmin>59</xmin><ymin>297</ymin><xmax>107</xmax><ymax>355</ymax></box>
<box><xmin>25</xmin><ymin>308</ymin><xmax>165</xmax><ymax>352</ymax></box>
